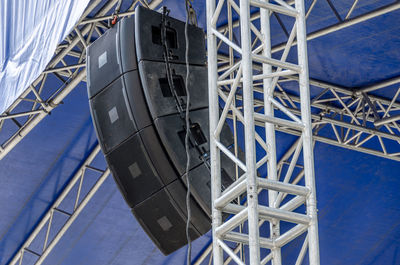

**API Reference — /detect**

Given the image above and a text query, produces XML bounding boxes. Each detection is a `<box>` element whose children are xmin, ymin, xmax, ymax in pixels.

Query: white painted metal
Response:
<box><xmin>206</xmin><ymin>0</ymin><xmax>320</xmax><ymax>263</ymax></box>
<box><xmin>207</xmin><ymin>0</ymin><xmax>224</xmax><ymax>263</ymax></box>
<box><xmin>239</xmin><ymin>0</ymin><xmax>261</xmax><ymax>263</ymax></box>
<box><xmin>295</xmin><ymin>0</ymin><xmax>320</xmax><ymax>262</ymax></box>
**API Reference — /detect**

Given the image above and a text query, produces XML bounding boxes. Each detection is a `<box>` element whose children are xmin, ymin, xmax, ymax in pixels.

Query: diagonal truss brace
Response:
<box><xmin>257</xmin><ymin>77</ymin><xmax>400</xmax><ymax>161</ymax></box>
<box><xmin>8</xmin><ymin>144</ymin><xmax>110</xmax><ymax>265</ymax></box>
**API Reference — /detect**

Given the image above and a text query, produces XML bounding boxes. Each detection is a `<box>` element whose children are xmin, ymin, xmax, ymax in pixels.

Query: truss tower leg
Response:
<box><xmin>207</xmin><ymin>0</ymin><xmax>320</xmax><ymax>264</ymax></box>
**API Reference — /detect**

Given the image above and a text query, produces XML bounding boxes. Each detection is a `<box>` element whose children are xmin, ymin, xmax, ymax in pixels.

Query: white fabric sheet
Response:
<box><xmin>0</xmin><ymin>0</ymin><xmax>90</xmax><ymax>114</ymax></box>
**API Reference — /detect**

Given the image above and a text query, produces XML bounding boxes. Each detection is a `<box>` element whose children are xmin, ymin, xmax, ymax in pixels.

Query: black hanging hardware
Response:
<box><xmin>109</xmin><ymin>0</ymin><xmax>122</xmax><ymax>27</ymax></box>
<box><xmin>160</xmin><ymin>6</ymin><xmax>210</xmax><ymax>170</ymax></box>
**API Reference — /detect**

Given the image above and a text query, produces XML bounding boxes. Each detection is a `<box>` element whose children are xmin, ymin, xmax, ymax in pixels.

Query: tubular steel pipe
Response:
<box><xmin>43</xmin><ymin>63</ymin><xmax>86</xmax><ymax>74</ymax></box>
<box><xmin>356</xmin><ymin>76</ymin><xmax>400</xmax><ymax>94</ymax></box>
<box><xmin>257</xmin><ymin>178</ymin><xmax>310</xmax><ymax>196</ymax></box>
<box><xmin>224</xmin><ymin>232</ymin><xmax>274</xmax><ymax>250</ymax></box>
<box><xmin>374</xmin><ymin>114</ymin><xmax>400</xmax><ymax>126</ymax></box>
<box><xmin>254</xmin><ymin>112</ymin><xmax>305</xmax><ymax>130</ymax></box>
<box><xmin>207</xmin><ymin>0</ymin><xmax>224</xmax><ymax>264</ymax></box>
<box><xmin>295</xmin><ymin>0</ymin><xmax>320</xmax><ymax>263</ymax></box>
<box><xmin>258</xmin><ymin>206</ymin><xmax>311</xmax><ymax>225</ymax></box>
<box><xmin>280</xmin><ymin>195</ymin><xmax>307</xmax><ymax>212</ymax></box>
<box><xmin>295</xmin><ymin>234</ymin><xmax>309</xmax><ymax>265</ymax></box>
<box><xmin>0</xmin><ymin>110</ymin><xmax>44</xmax><ymax>121</ymax></box>
<box><xmin>275</xmin><ymin>224</ymin><xmax>308</xmax><ymax>248</ymax></box>
<box><xmin>239</xmin><ymin>0</ymin><xmax>261</xmax><ymax>263</ymax></box>
<box><xmin>214</xmin><ymin>179</ymin><xmax>247</xmax><ymax>209</ymax></box>
<box><xmin>276</xmin><ymin>126</ymin><xmax>400</xmax><ymax>162</ymax></box>
<box><xmin>261</xmin><ymin>2</ymin><xmax>283</xmax><ymax>260</ymax></box>
<box><xmin>274</xmin><ymin>2</ymin><xmax>400</xmax><ymax>53</ymax></box>
<box><xmin>215</xmin><ymin>208</ymin><xmax>248</xmax><ymax>237</ymax></box>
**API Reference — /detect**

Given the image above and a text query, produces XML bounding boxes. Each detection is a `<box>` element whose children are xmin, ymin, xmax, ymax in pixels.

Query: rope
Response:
<box><xmin>160</xmin><ymin>5</ymin><xmax>200</xmax><ymax>263</ymax></box>
<box><xmin>185</xmin><ymin>1</ymin><xmax>197</xmax><ymax>264</ymax></box>
<box><xmin>184</xmin><ymin>0</ymin><xmax>192</xmax><ymax>263</ymax></box>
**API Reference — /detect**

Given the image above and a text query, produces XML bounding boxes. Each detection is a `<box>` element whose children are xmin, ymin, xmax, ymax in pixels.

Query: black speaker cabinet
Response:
<box><xmin>87</xmin><ymin>6</ymin><xmax>236</xmax><ymax>255</ymax></box>
<box><xmin>133</xmin><ymin>179</ymin><xmax>210</xmax><ymax>255</ymax></box>
<box><xmin>86</xmin><ymin>15</ymin><xmax>138</xmax><ymax>99</ymax></box>
<box><xmin>138</xmin><ymin>60</ymin><xmax>208</xmax><ymax>119</ymax></box>
<box><xmin>89</xmin><ymin>71</ymin><xmax>151</xmax><ymax>153</ymax></box>
<box><xmin>135</xmin><ymin>6</ymin><xmax>206</xmax><ymax>66</ymax></box>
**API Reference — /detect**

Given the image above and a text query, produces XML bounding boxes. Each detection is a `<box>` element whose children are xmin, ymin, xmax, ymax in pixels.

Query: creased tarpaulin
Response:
<box><xmin>0</xmin><ymin>0</ymin><xmax>90</xmax><ymax>114</ymax></box>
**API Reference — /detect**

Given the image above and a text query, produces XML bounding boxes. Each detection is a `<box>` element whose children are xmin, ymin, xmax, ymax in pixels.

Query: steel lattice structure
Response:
<box><xmin>200</xmin><ymin>0</ymin><xmax>400</xmax><ymax>264</ymax></box>
<box><xmin>1</xmin><ymin>0</ymin><xmax>400</xmax><ymax>265</ymax></box>
<box><xmin>207</xmin><ymin>0</ymin><xmax>319</xmax><ymax>264</ymax></box>
<box><xmin>8</xmin><ymin>145</ymin><xmax>110</xmax><ymax>265</ymax></box>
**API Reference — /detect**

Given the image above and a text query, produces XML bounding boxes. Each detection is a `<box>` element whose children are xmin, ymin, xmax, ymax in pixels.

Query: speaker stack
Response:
<box><xmin>87</xmin><ymin>6</ymin><xmax>236</xmax><ymax>255</ymax></box>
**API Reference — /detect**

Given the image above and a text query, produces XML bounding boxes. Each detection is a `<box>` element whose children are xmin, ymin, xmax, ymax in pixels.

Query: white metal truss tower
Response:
<box><xmin>207</xmin><ymin>0</ymin><xmax>319</xmax><ymax>264</ymax></box>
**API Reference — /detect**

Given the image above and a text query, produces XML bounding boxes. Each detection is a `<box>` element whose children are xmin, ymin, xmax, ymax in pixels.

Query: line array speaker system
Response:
<box><xmin>87</xmin><ymin>6</ymin><xmax>238</xmax><ymax>255</ymax></box>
